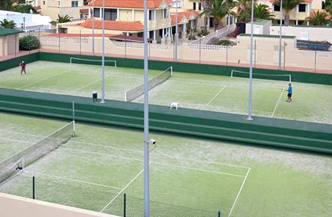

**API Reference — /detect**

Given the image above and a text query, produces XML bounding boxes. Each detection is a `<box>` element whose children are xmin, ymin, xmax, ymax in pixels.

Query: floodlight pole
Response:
<box><xmin>143</xmin><ymin>0</ymin><xmax>150</xmax><ymax>217</ymax></box>
<box><xmin>174</xmin><ymin>1</ymin><xmax>179</xmax><ymax>62</ymax></box>
<box><xmin>101</xmin><ymin>0</ymin><xmax>105</xmax><ymax>103</ymax></box>
<box><xmin>247</xmin><ymin>0</ymin><xmax>255</xmax><ymax>120</ymax></box>
<box><xmin>92</xmin><ymin>0</ymin><xmax>95</xmax><ymax>55</ymax></box>
<box><xmin>278</xmin><ymin>0</ymin><xmax>283</xmax><ymax>70</ymax></box>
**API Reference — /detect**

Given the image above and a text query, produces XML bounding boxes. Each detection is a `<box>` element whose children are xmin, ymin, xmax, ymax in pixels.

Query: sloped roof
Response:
<box><xmin>171</xmin><ymin>10</ymin><xmax>199</xmax><ymax>25</ymax></box>
<box><xmin>92</xmin><ymin>0</ymin><xmax>171</xmax><ymax>9</ymax></box>
<box><xmin>0</xmin><ymin>28</ymin><xmax>23</xmax><ymax>36</ymax></box>
<box><xmin>81</xmin><ymin>19</ymin><xmax>144</xmax><ymax>31</ymax></box>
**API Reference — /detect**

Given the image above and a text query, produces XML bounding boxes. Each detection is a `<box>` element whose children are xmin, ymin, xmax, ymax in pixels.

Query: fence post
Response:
<box><xmin>32</xmin><ymin>176</ymin><xmax>35</xmax><ymax>199</ymax></box>
<box><xmin>123</xmin><ymin>193</ymin><xmax>126</xmax><ymax>217</ymax></box>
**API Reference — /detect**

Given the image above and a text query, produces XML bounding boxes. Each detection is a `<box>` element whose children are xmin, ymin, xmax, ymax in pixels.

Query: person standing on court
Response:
<box><xmin>285</xmin><ymin>83</ymin><xmax>292</xmax><ymax>102</ymax></box>
<box><xmin>19</xmin><ymin>61</ymin><xmax>26</xmax><ymax>75</ymax></box>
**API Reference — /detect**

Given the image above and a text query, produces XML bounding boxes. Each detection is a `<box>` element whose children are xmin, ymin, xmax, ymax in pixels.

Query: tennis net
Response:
<box><xmin>0</xmin><ymin>122</ymin><xmax>75</xmax><ymax>185</ymax></box>
<box><xmin>231</xmin><ymin>70</ymin><xmax>292</xmax><ymax>83</ymax></box>
<box><xmin>70</xmin><ymin>57</ymin><xmax>117</xmax><ymax>68</ymax></box>
<box><xmin>125</xmin><ymin>66</ymin><xmax>173</xmax><ymax>102</ymax></box>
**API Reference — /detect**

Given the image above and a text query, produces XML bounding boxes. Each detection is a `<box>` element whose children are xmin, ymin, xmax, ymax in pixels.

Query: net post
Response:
<box><xmin>72</xmin><ymin>101</ymin><xmax>76</xmax><ymax>137</ymax></box>
<box><xmin>171</xmin><ymin>66</ymin><xmax>173</xmax><ymax>76</ymax></box>
<box><xmin>218</xmin><ymin>211</ymin><xmax>221</xmax><ymax>217</ymax></box>
<box><xmin>123</xmin><ymin>193</ymin><xmax>126</xmax><ymax>217</ymax></box>
<box><xmin>230</xmin><ymin>70</ymin><xmax>233</xmax><ymax>78</ymax></box>
<box><xmin>32</xmin><ymin>176</ymin><xmax>35</xmax><ymax>199</ymax></box>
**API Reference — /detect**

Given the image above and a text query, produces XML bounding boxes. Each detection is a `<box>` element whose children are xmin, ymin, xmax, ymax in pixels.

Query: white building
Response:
<box><xmin>0</xmin><ymin>10</ymin><xmax>52</xmax><ymax>32</ymax></box>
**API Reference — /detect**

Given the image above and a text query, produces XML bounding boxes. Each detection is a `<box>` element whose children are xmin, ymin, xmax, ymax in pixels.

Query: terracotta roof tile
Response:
<box><xmin>81</xmin><ymin>19</ymin><xmax>144</xmax><ymax>31</ymax></box>
<box><xmin>92</xmin><ymin>0</ymin><xmax>171</xmax><ymax>9</ymax></box>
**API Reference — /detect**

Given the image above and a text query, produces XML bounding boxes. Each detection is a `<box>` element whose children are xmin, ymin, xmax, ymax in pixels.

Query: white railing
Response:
<box><xmin>190</xmin><ymin>23</ymin><xmax>236</xmax><ymax>45</ymax></box>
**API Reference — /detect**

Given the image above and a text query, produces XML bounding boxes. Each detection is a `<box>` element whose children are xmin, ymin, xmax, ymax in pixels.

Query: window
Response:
<box><xmin>298</xmin><ymin>20</ymin><xmax>304</xmax><ymax>25</ymax></box>
<box><xmin>83</xmin><ymin>0</ymin><xmax>88</xmax><ymax>6</ymax></box>
<box><xmin>104</xmin><ymin>9</ymin><xmax>117</xmax><ymax>20</ymax></box>
<box><xmin>163</xmin><ymin>9</ymin><xmax>167</xmax><ymax>18</ymax></box>
<box><xmin>298</xmin><ymin>4</ymin><xmax>306</xmax><ymax>12</ymax></box>
<box><xmin>43</xmin><ymin>1</ymin><xmax>45</xmax><ymax>5</ymax></box>
<box><xmin>274</xmin><ymin>5</ymin><xmax>280</xmax><ymax>12</ymax></box>
<box><xmin>71</xmin><ymin>1</ymin><xmax>78</xmax><ymax>7</ymax></box>
<box><xmin>149</xmin><ymin>10</ymin><xmax>154</xmax><ymax>20</ymax></box>
<box><xmin>94</xmin><ymin>8</ymin><xmax>100</xmax><ymax>17</ymax></box>
<box><xmin>198</xmin><ymin>3</ymin><xmax>202</xmax><ymax>11</ymax></box>
<box><xmin>58</xmin><ymin>1</ymin><xmax>60</xmax><ymax>7</ymax></box>
<box><xmin>138</xmin><ymin>32</ymin><xmax>143</xmax><ymax>37</ymax></box>
<box><xmin>193</xmin><ymin>2</ymin><xmax>196</xmax><ymax>10</ymax></box>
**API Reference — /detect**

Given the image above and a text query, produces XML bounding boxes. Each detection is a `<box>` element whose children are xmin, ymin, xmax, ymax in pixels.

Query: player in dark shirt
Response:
<box><xmin>19</xmin><ymin>61</ymin><xmax>26</xmax><ymax>75</ymax></box>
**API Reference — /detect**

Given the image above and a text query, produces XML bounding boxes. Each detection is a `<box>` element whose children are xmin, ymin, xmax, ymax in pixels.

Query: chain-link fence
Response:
<box><xmin>0</xmin><ymin>174</ymin><xmax>221</xmax><ymax>217</ymax></box>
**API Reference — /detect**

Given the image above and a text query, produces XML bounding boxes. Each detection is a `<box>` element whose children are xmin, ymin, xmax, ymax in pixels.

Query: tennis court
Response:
<box><xmin>0</xmin><ymin>112</ymin><xmax>332</xmax><ymax>217</ymax></box>
<box><xmin>0</xmin><ymin>60</ymin><xmax>331</xmax><ymax>124</ymax></box>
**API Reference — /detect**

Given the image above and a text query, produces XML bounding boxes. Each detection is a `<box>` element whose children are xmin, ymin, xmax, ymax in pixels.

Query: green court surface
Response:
<box><xmin>0</xmin><ymin>112</ymin><xmax>332</xmax><ymax>217</ymax></box>
<box><xmin>0</xmin><ymin>61</ymin><xmax>331</xmax><ymax>124</ymax></box>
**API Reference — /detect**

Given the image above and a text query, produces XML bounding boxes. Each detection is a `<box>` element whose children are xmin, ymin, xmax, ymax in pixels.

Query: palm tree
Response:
<box><xmin>254</xmin><ymin>4</ymin><xmax>275</xmax><ymax>20</ymax></box>
<box><xmin>50</xmin><ymin>14</ymin><xmax>72</xmax><ymax>26</ymax></box>
<box><xmin>200</xmin><ymin>0</ymin><xmax>235</xmax><ymax>30</ymax></box>
<box><xmin>0</xmin><ymin>19</ymin><xmax>16</xmax><ymax>29</ymax></box>
<box><xmin>323</xmin><ymin>0</ymin><xmax>332</xmax><ymax>17</ymax></box>
<box><xmin>274</xmin><ymin>0</ymin><xmax>303</xmax><ymax>25</ymax></box>
<box><xmin>305</xmin><ymin>10</ymin><xmax>331</xmax><ymax>26</ymax></box>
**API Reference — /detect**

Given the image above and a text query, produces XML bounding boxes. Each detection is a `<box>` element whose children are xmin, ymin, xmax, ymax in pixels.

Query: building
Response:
<box><xmin>0</xmin><ymin>10</ymin><xmax>52</xmax><ymax>32</ymax></box>
<box><xmin>0</xmin><ymin>28</ymin><xmax>22</xmax><ymax>57</ymax></box>
<box><xmin>40</xmin><ymin>0</ymin><xmax>90</xmax><ymax>21</ymax></box>
<box><xmin>262</xmin><ymin>0</ymin><xmax>323</xmax><ymax>25</ymax></box>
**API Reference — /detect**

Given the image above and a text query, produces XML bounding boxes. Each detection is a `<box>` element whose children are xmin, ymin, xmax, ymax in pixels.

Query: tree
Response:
<box><xmin>305</xmin><ymin>10</ymin><xmax>331</xmax><ymax>26</ymax></box>
<box><xmin>19</xmin><ymin>35</ymin><xmax>40</xmax><ymax>50</ymax></box>
<box><xmin>274</xmin><ymin>0</ymin><xmax>303</xmax><ymax>25</ymax></box>
<box><xmin>323</xmin><ymin>0</ymin><xmax>332</xmax><ymax>17</ymax></box>
<box><xmin>254</xmin><ymin>4</ymin><xmax>274</xmax><ymax>20</ymax></box>
<box><xmin>235</xmin><ymin>0</ymin><xmax>253</xmax><ymax>22</ymax></box>
<box><xmin>200</xmin><ymin>0</ymin><xmax>235</xmax><ymax>30</ymax></box>
<box><xmin>11</xmin><ymin>4</ymin><xmax>37</xmax><ymax>14</ymax></box>
<box><xmin>50</xmin><ymin>14</ymin><xmax>72</xmax><ymax>26</ymax></box>
<box><xmin>0</xmin><ymin>19</ymin><xmax>16</xmax><ymax>29</ymax></box>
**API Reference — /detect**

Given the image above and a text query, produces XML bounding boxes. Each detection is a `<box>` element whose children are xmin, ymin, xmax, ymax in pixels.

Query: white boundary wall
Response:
<box><xmin>0</xmin><ymin>193</ymin><xmax>118</xmax><ymax>217</ymax></box>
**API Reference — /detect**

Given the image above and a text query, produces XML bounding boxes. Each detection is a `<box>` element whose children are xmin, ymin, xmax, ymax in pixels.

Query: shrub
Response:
<box><xmin>218</xmin><ymin>40</ymin><xmax>236</xmax><ymax>46</ymax></box>
<box><xmin>19</xmin><ymin>35</ymin><xmax>40</xmax><ymax>50</ymax></box>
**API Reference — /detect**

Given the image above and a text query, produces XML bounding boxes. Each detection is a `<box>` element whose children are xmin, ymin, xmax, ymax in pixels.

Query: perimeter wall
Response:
<box><xmin>0</xmin><ymin>88</ymin><xmax>331</xmax><ymax>155</ymax></box>
<box><xmin>0</xmin><ymin>193</ymin><xmax>118</xmax><ymax>217</ymax></box>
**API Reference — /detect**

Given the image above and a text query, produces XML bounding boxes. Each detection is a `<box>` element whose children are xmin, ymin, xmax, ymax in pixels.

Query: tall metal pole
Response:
<box><xmin>248</xmin><ymin>0</ymin><xmax>255</xmax><ymax>120</ymax></box>
<box><xmin>143</xmin><ymin>0</ymin><xmax>150</xmax><ymax>216</ymax></box>
<box><xmin>101</xmin><ymin>0</ymin><xmax>105</xmax><ymax>103</ymax></box>
<box><xmin>92</xmin><ymin>0</ymin><xmax>95</xmax><ymax>55</ymax></box>
<box><xmin>175</xmin><ymin>2</ymin><xmax>178</xmax><ymax>62</ymax></box>
<box><xmin>278</xmin><ymin>0</ymin><xmax>283</xmax><ymax>70</ymax></box>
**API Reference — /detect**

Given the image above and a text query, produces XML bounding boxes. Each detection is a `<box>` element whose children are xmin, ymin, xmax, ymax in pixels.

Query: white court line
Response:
<box><xmin>18</xmin><ymin>69</ymin><xmax>71</xmax><ymax>89</ymax></box>
<box><xmin>228</xmin><ymin>168</ymin><xmax>251</xmax><ymax>217</ymax></box>
<box><xmin>0</xmin><ymin>129</ymin><xmax>44</xmax><ymax>139</ymax></box>
<box><xmin>155</xmin><ymin>162</ymin><xmax>245</xmax><ymax>178</ymax></box>
<box><xmin>68</xmin><ymin>140</ymin><xmax>144</xmax><ymax>153</ymax></box>
<box><xmin>75</xmin><ymin>75</ymin><xmax>111</xmax><ymax>91</ymax></box>
<box><xmin>67</xmin><ymin>140</ymin><xmax>249</xmax><ymax>169</ymax></box>
<box><xmin>25</xmin><ymin>171</ymin><xmax>122</xmax><ymax>190</ymax></box>
<box><xmin>206</xmin><ymin>86</ymin><xmax>226</xmax><ymax>106</ymax></box>
<box><xmin>61</xmin><ymin>147</ymin><xmax>143</xmax><ymax>162</ymax></box>
<box><xmin>154</xmin><ymin>152</ymin><xmax>250</xmax><ymax>169</ymax></box>
<box><xmin>100</xmin><ymin>164</ymin><xmax>149</xmax><ymax>212</ymax></box>
<box><xmin>271</xmin><ymin>89</ymin><xmax>284</xmax><ymax>118</ymax></box>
